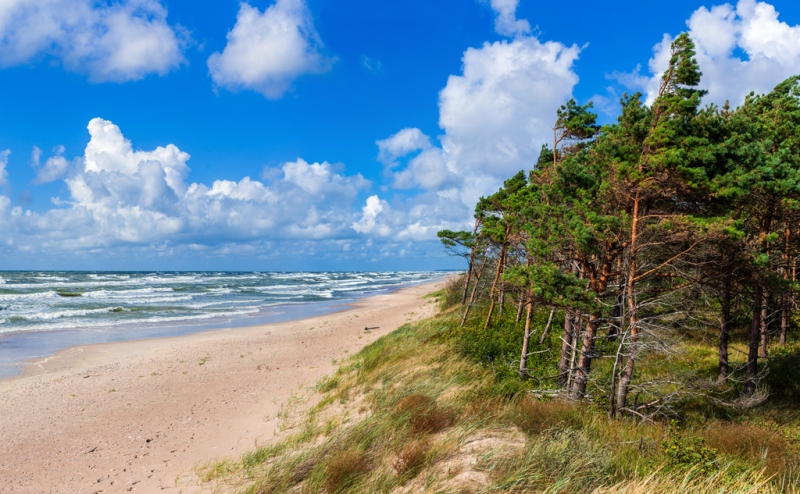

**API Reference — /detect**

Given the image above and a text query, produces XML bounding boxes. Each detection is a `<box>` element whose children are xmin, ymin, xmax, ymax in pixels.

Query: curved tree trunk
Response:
<box><xmin>461</xmin><ymin>252</ymin><xmax>474</xmax><ymax>306</ymax></box>
<box><xmin>515</xmin><ymin>293</ymin><xmax>525</xmax><ymax>324</ymax></box>
<box><xmin>460</xmin><ymin>259</ymin><xmax>485</xmax><ymax>327</ymax></box>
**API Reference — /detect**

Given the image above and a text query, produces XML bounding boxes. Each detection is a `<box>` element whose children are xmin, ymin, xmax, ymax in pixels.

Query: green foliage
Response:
<box><xmin>763</xmin><ymin>343</ymin><xmax>800</xmax><ymax>403</ymax></box>
<box><xmin>661</xmin><ymin>421</ymin><xmax>719</xmax><ymax>473</ymax></box>
<box><xmin>448</xmin><ymin>304</ymin><xmax>559</xmax><ymax>393</ymax></box>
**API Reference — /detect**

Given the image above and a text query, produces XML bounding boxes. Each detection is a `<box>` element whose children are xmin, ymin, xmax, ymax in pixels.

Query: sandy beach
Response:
<box><xmin>0</xmin><ymin>280</ymin><xmax>443</xmax><ymax>493</ymax></box>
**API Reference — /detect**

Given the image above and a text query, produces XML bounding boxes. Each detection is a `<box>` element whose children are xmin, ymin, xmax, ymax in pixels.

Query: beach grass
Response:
<box><xmin>197</xmin><ymin>281</ymin><xmax>800</xmax><ymax>493</ymax></box>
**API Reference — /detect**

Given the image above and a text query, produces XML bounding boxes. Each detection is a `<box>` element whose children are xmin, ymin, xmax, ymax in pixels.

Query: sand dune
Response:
<box><xmin>0</xmin><ymin>281</ymin><xmax>443</xmax><ymax>493</ymax></box>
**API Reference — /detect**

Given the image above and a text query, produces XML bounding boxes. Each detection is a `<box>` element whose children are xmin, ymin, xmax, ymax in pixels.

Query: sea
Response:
<box><xmin>0</xmin><ymin>271</ymin><xmax>446</xmax><ymax>379</ymax></box>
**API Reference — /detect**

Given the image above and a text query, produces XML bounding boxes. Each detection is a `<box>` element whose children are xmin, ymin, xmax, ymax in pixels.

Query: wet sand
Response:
<box><xmin>0</xmin><ymin>280</ymin><xmax>443</xmax><ymax>493</ymax></box>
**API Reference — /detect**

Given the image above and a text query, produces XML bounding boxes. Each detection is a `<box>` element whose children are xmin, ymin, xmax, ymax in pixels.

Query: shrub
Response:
<box><xmin>439</xmin><ymin>274</ymin><xmax>465</xmax><ymax>310</ymax></box>
<box><xmin>661</xmin><ymin>422</ymin><xmax>718</xmax><ymax>473</ymax></box>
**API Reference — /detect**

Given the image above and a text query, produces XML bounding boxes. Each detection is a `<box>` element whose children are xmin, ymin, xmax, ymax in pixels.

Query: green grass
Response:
<box><xmin>196</xmin><ymin>282</ymin><xmax>800</xmax><ymax>493</ymax></box>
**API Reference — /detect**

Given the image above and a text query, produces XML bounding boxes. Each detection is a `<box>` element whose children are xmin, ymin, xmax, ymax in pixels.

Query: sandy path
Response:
<box><xmin>0</xmin><ymin>281</ymin><xmax>443</xmax><ymax>493</ymax></box>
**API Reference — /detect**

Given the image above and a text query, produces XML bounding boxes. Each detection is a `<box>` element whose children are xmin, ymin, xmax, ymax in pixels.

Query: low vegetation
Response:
<box><xmin>197</xmin><ymin>279</ymin><xmax>800</xmax><ymax>493</ymax></box>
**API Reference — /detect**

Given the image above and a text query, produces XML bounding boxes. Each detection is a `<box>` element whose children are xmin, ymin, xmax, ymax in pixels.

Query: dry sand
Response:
<box><xmin>0</xmin><ymin>280</ymin><xmax>444</xmax><ymax>493</ymax></box>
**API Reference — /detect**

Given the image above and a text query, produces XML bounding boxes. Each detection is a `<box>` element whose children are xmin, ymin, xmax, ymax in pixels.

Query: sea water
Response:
<box><xmin>0</xmin><ymin>271</ymin><xmax>445</xmax><ymax>378</ymax></box>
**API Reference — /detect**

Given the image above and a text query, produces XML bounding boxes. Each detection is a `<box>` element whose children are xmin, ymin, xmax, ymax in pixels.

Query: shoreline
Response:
<box><xmin>0</xmin><ymin>277</ymin><xmax>446</xmax><ymax>381</ymax></box>
<box><xmin>0</xmin><ymin>279</ymin><xmax>445</xmax><ymax>492</ymax></box>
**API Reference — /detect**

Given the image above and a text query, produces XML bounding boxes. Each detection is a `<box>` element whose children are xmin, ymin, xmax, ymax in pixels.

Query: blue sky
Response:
<box><xmin>0</xmin><ymin>0</ymin><xmax>799</xmax><ymax>271</ymax></box>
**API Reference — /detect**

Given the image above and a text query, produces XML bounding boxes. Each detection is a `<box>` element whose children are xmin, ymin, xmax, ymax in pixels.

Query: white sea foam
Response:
<box><xmin>0</xmin><ymin>271</ymin><xmax>446</xmax><ymax>336</ymax></box>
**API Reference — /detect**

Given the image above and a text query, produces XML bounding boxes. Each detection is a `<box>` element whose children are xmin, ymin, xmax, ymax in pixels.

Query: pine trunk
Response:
<box><xmin>558</xmin><ymin>310</ymin><xmax>574</xmax><ymax>388</ymax></box>
<box><xmin>570</xmin><ymin>314</ymin><xmax>598</xmax><ymax>400</ymax></box>
<box><xmin>745</xmin><ymin>285</ymin><xmax>763</xmax><ymax>396</ymax></box>
<box><xmin>483</xmin><ymin>246</ymin><xmax>506</xmax><ymax>330</ymax></box>
<box><xmin>538</xmin><ymin>306</ymin><xmax>556</xmax><ymax>346</ymax></box>
<box><xmin>460</xmin><ymin>260</ymin><xmax>484</xmax><ymax>327</ymax></box>
<box><xmin>615</xmin><ymin>195</ymin><xmax>640</xmax><ymax>415</ymax></box>
<box><xmin>780</xmin><ymin>292</ymin><xmax>788</xmax><ymax>345</ymax></box>
<box><xmin>461</xmin><ymin>252</ymin><xmax>474</xmax><ymax>306</ymax></box>
<box><xmin>518</xmin><ymin>299</ymin><xmax>534</xmax><ymax>379</ymax></box>
<box><xmin>515</xmin><ymin>293</ymin><xmax>524</xmax><ymax>324</ymax></box>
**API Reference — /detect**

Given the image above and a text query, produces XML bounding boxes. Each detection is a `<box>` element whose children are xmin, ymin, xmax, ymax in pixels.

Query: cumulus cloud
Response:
<box><xmin>282</xmin><ymin>159</ymin><xmax>368</xmax><ymax>197</ymax></box>
<box><xmin>0</xmin><ymin>0</ymin><xmax>187</xmax><ymax>82</ymax></box>
<box><xmin>621</xmin><ymin>0</ymin><xmax>800</xmax><ymax>106</ymax></box>
<box><xmin>488</xmin><ymin>0</ymin><xmax>531</xmax><ymax>38</ymax></box>
<box><xmin>372</xmin><ymin>32</ymin><xmax>580</xmax><ymax>239</ymax></box>
<box><xmin>439</xmin><ymin>37</ymin><xmax>579</xmax><ymax>187</ymax></box>
<box><xmin>31</xmin><ymin>145</ymin><xmax>70</xmax><ymax>184</ymax></box>
<box><xmin>352</xmin><ymin>195</ymin><xmax>392</xmax><ymax>236</ymax></box>
<box><xmin>376</xmin><ymin>128</ymin><xmax>432</xmax><ymax>168</ymax></box>
<box><xmin>376</xmin><ymin>128</ymin><xmax>454</xmax><ymax>190</ymax></box>
<box><xmin>360</xmin><ymin>0</ymin><xmax>582</xmax><ymax>242</ymax></box>
<box><xmin>208</xmin><ymin>0</ymin><xmax>335</xmax><ymax>99</ymax></box>
<box><xmin>0</xmin><ymin>118</ymin><xmax>371</xmax><ymax>252</ymax></box>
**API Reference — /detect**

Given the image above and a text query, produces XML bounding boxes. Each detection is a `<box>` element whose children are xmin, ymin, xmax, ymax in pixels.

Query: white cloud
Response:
<box><xmin>0</xmin><ymin>149</ymin><xmax>10</xmax><ymax>187</ymax></box>
<box><xmin>282</xmin><ymin>158</ymin><xmax>368</xmax><ymax>196</ymax></box>
<box><xmin>208</xmin><ymin>0</ymin><xmax>334</xmax><ymax>99</ymax></box>
<box><xmin>83</xmin><ymin>117</ymin><xmax>190</xmax><ymax>195</ymax></box>
<box><xmin>488</xmin><ymin>0</ymin><xmax>531</xmax><ymax>38</ymax></box>
<box><xmin>352</xmin><ymin>195</ymin><xmax>392</xmax><ymax>236</ymax></box>
<box><xmin>391</xmin><ymin>148</ymin><xmax>452</xmax><ymax>190</ymax></box>
<box><xmin>439</xmin><ymin>37</ymin><xmax>579</xmax><ymax>192</ymax></box>
<box><xmin>376</xmin><ymin>128</ymin><xmax>455</xmax><ymax>190</ymax></box>
<box><xmin>32</xmin><ymin>145</ymin><xmax>70</xmax><ymax>184</ymax></box>
<box><xmin>0</xmin><ymin>118</ymin><xmax>372</xmax><ymax>252</ymax></box>
<box><xmin>366</xmin><ymin>6</ymin><xmax>580</xmax><ymax>242</ymax></box>
<box><xmin>624</xmin><ymin>0</ymin><xmax>800</xmax><ymax>106</ymax></box>
<box><xmin>376</xmin><ymin>128</ymin><xmax>432</xmax><ymax>168</ymax></box>
<box><xmin>0</xmin><ymin>0</ymin><xmax>187</xmax><ymax>82</ymax></box>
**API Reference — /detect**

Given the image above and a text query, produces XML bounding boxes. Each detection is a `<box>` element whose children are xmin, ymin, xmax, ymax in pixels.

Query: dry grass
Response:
<box><xmin>395</xmin><ymin>393</ymin><xmax>455</xmax><ymax>435</ymax></box>
<box><xmin>512</xmin><ymin>397</ymin><xmax>585</xmax><ymax>435</ymax></box>
<box><xmin>393</xmin><ymin>438</ymin><xmax>430</xmax><ymax>476</ymax></box>
<box><xmin>323</xmin><ymin>451</ymin><xmax>370</xmax><ymax>493</ymax></box>
<box><xmin>701</xmin><ymin>421</ymin><xmax>793</xmax><ymax>475</ymax></box>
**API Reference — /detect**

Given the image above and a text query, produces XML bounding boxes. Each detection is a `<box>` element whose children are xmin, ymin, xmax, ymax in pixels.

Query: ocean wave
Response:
<box><xmin>0</xmin><ymin>271</ymin><xmax>445</xmax><ymax>334</ymax></box>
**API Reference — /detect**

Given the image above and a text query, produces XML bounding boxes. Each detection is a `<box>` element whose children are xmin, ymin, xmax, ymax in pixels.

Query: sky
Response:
<box><xmin>0</xmin><ymin>0</ymin><xmax>799</xmax><ymax>271</ymax></box>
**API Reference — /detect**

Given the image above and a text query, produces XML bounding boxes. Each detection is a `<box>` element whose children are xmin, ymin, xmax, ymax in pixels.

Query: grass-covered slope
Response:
<box><xmin>198</xmin><ymin>283</ymin><xmax>800</xmax><ymax>493</ymax></box>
